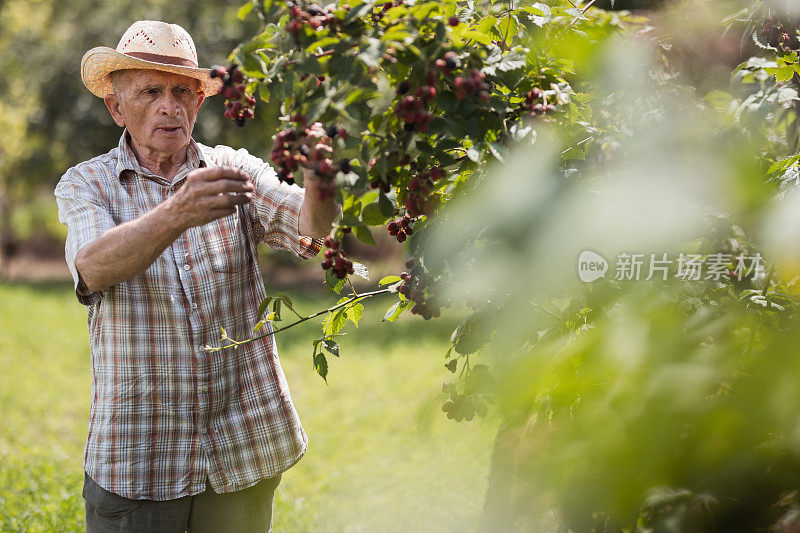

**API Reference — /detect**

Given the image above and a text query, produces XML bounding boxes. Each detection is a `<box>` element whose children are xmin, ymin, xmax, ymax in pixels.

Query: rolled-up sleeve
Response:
<box><xmin>220</xmin><ymin>146</ymin><xmax>322</xmax><ymax>259</ymax></box>
<box><xmin>54</xmin><ymin>171</ymin><xmax>116</xmax><ymax>306</ymax></box>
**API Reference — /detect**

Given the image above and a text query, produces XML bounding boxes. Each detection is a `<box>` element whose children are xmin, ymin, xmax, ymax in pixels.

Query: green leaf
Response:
<box><xmin>562</xmin><ymin>147</ymin><xmax>586</xmax><ymax>161</ymax></box>
<box><xmin>237</xmin><ymin>2</ymin><xmax>254</xmax><ymax>20</ymax></box>
<box><xmin>346</xmin><ymin>88</ymin><xmax>381</xmax><ymax>105</ymax></box>
<box><xmin>323</xmin><ymin>339</ymin><xmax>340</xmax><ymax>357</ymax></box>
<box><xmin>355</xmin><ymin>225</ymin><xmax>376</xmax><ymax>246</ymax></box>
<box><xmin>379</xmin><ymin>275</ymin><xmax>402</xmax><ymax>285</ymax></box>
<box><xmin>462</xmin><ymin>30</ymin><xmax>491</xmax><ymax>45</ymax></box>
<box><xmin>379</xmin><ymin>192</ymin><xmax>395</xmax><ymax>217</ymax></box>
<box><xmin>383</xmin><ymin>300</ymin><xmax>412</xmax><ymax>322</ymax></box>
<box><xmin>325</xmin><ymin>268</ymin><xmax>347</xmax><ymax>294</ymax></box>
<box><xmin>347</xmin><ymin>303</ymin><xmax>364</xmax><ymax>327</ymax></box>
<box><xmin>313</xmin><ymin>351</ymin><xmax>329</xmax><ymax>382</ymax></box>
<box><xmin>361</xmin><ymin>202</ymin><xmax>389</xmax><ymax>225</ymax></box>
<box><xmin>776</xmin><ymin>65</ymin><xmax>794</xmax><ymax>82</ymax></box>
<box><xmin>257</xmin><ymin>297</ymin><xmax>273</xmax><ymax>320</ymax></box>
<box><xmin>254</xmin><ymin>319</ymin><xmax>267</xmax><ymax>333</ymax></box>
<box><xmin>324</xmin><ymin>307</ymin><xmax>348</xmax><ymax>336</ymax></box>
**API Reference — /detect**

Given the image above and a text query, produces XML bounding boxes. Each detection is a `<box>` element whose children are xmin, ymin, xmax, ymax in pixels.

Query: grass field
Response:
<box><xmin>0</xmin><ymin>281</ymin><xmax>497</xmax><ymax>532</ymax></box>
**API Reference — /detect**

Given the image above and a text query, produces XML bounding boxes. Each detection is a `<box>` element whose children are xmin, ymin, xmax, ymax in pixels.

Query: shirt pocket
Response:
<box><xmin>202</xmin><ymin>208</ymin><xmax>249</xmax><ymax>274</ymax></box>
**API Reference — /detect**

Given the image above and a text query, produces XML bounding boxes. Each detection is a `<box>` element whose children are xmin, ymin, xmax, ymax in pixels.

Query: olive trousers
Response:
<box><xmin>83</xmin><ymin>472</ymin><xmax>281</xmax><ymax>533</ymax></box>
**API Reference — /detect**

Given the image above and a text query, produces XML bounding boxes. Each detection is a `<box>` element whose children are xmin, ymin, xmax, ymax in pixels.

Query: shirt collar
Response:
<box><xmin>116</xmin><ymin>129</ymin><xmax>206</xmax><ymax>183</ymax></box>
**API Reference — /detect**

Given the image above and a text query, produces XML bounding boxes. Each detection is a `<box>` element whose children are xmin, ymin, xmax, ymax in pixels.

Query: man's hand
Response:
<box><xmin>168</xmin><ymin>166</ymin><xmax>254</xmax><ymax>230</ymax></box>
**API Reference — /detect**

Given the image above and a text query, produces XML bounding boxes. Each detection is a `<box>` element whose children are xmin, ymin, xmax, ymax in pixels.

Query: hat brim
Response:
<box><xmin>81</xmin><ymin>46</ymin><xmax>223</xmax><ymax>98</ymax></box>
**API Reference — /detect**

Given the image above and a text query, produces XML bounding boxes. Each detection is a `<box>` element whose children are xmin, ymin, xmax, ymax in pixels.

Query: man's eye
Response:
<box><xmin>145</xmin><ymin>89</ymin><xmax>159</xmax><ymax>95</ymax></box>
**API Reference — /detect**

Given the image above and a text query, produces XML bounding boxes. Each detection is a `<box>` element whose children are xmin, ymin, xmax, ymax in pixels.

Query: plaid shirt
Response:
<box><xmin>54</xmin><ymin>131</ymin><xmax>321</xmax><ymax>501</ymax></box>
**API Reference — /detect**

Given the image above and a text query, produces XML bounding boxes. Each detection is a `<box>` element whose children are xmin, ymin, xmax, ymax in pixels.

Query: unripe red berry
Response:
<box><xmin>324</xmin><ymin>236</ymin><xmax>339</xmax><ymax>249</ymax></box>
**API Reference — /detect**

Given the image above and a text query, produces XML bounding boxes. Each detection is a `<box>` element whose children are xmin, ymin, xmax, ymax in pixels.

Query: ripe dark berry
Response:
<box><xmin>326</xmin><ymin>125</ymin><xmax>339</xmax><ymax>138</ymax></box>
<box><xmin>448</xmin><ymin>16</ymin><xmax>459</xmax><ymax>26</ymax></box>
<box><xmin>339</xmin><ymin>159</ymin><xmax>352</xmax><ymax>173</ymax></box>
<box><xmin>397</xmin><ymin>81</ymin><xmax>410</xmax><ymax>95</ymax></box>
<box><xmin>210</xmin><ymin>66</ymin><xmax>227</xmax><ymax>79</ymax></box>
<box><xmin>322</xmin><ymin>259</ymin><xmax>333</xmax><ymax>269</ymax></box>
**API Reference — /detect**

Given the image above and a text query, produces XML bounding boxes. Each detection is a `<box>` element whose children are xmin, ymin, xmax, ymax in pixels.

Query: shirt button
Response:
<box><xmin>192</xmin><ymin>302</ymin><xmax>198</xmax><ymax>310</ymax></box>
<box><xmin>183</xmin><ymin>264</ymin><xmax>191</xmax><ymax>271</ymax></box>
<box><xmin>199</xmin><ymin>386</ymin><xmax>208</xmax><ymax>392</ymax></box>
<box><xmin>199</xmin><ymin>427</ymin><xmax>207</xmax><ymax>434</ymax></box>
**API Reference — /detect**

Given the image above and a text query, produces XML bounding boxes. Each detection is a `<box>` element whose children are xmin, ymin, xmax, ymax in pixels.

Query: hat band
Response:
<box><xmin>123</xmin><ymin>51</ymin><xmax>198</xmax><ymax>68</ymax></box>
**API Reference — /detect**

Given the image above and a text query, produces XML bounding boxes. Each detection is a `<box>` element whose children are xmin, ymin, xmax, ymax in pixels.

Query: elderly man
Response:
<box><xmin>54</xmin><ymin>20</ymin><xmax>339</xmax><ymax>532</ymax></box>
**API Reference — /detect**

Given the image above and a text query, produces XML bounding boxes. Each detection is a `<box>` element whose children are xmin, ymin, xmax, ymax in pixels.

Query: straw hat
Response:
<box><xmin>81</xmin><ymin>20</ymin><xmax>223</xmax><ymax>98</ymax></box>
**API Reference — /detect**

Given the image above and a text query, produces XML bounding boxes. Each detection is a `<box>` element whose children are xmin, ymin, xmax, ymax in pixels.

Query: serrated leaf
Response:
<box><xmin>257</xmin><ymin>297</ymin><xmax>273</xmax><ymax>320</ymax></box>
<box><xmin>379</xmin><ymin>275</ymin><xmax>402</xmax><ymax>285</ymax></box>
<box><xmin>462</xmin><ymin>30</ymin><xmax>491</xmax><ymax>45</ymax></box>
<box><xmin>383</xmin><ymin>300</ymin><xmax>412</xmax><ymax>322</ymax></box>
<box><xmin>496</xmin><ymin>51</ymin><xmax>526</xmax><ymax>72</ymax></box>
<box><xmin>351</xmin><ymin>262</ymin><xmax>370</xmax><ymax>281</ymax></box>
<box><xmin>324</xmin><ymin>307</ymin><xmax>348</xmax><ymax>336</ymax></box>
<box><xmin>347</xmin><ymin>303</ymin><xmax>364</xmax><ymax>327</ymax></box>
<box><xmin>314</xmin><ymin>351</ymin><xmax>329</xmax><ymax>382</ymax></box>
<box><xmin>323</xmin><ymin>339</ymin><xmax>340</xmax><ymax>356</ymax></box>
<box><xmin>776</xmin><ymin>65</ymin><xmax>795</xmax><ymax>82</ymax></box>
<box><xmin>325</xmin><ymin>268</ymin><xmax>347</xmax><ymax>294</ymax></box>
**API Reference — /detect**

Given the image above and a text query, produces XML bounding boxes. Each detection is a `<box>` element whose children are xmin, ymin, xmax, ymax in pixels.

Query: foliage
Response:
<box><xmin>210</xmin><ymin>0</ymin><xmax>800</xmax><ymax>529</ymax></box>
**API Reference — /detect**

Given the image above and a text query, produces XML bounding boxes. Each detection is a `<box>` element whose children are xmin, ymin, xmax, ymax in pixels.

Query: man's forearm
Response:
<box><xmin>299</xmin><ymin>179</ymin><xmax>341</xmax><ymax>238</ymax></box>
<box><xmin>75</xmin><ymin>201</ymin><xmax>186</xmax><ymax>292</ymax></box>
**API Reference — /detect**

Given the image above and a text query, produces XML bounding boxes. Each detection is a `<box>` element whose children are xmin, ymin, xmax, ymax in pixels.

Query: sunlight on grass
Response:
<box><xmin>0</xmin><ymin>282</ymin><xmax>496</xmax><ymax>531</ymax></box>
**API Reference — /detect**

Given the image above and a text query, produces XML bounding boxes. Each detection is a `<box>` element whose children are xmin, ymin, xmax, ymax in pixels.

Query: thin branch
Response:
<box><xmin>205</xmin><ymin>287</ymin><xmax>393</xmax><ymax>352</ymax></box>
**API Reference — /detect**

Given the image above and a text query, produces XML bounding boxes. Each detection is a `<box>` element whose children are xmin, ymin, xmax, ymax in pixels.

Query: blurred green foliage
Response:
<box><xmin>0</xmin><ymin>0</ymin><xmax>284</xmax><ymax>247</ymax></box>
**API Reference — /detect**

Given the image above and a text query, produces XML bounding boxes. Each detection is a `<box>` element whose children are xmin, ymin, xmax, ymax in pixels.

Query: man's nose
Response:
<box><xmin>160</xmin><ymin>93</ymin><xmax>181</xmax><ymax>116</ymax></box>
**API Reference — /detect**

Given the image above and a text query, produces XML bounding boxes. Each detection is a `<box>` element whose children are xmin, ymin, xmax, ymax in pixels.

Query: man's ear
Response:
<box><xmin>196</xmin><ymin>91</ymin><xmax>205</xmax><ymax>111</ymax></box>
<box><xmin>104</xmin><ymin>94</ymin><xmax>126</xmax><ymax>127</ymax></box>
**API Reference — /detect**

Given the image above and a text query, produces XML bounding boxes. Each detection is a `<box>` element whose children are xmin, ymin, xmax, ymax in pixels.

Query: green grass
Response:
<box><xmin>0</xmin><ymin>281</ymin><xmax>497</xmax><ymax>532</ymax></box>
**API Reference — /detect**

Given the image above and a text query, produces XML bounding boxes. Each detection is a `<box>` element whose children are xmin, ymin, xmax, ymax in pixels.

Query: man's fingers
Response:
<box><xmin>190</xmin><ymin>165</ymin><xmax>251</xmax><ymax>183</ymax></box>
<box><xmin>206</xmin><ymin>178</ymin><xmax>255</xmax><ymax>195</ymax></box>
<box><xmin>209</xmin><ymin>192</ymin><xmax>252</xmax><ymax>209</ymax></box>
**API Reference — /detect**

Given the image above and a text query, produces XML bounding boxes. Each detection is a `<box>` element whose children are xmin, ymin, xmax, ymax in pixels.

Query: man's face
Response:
<box><xmin>105</xmin><ymin>69</ymin><xmax>205</xmax><ymax>159</ymax></box>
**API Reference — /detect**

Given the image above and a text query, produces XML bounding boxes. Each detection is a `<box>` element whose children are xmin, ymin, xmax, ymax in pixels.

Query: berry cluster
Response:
<box><xmin>210</xmin><ymin>65</ymin><xmax>256</xmax><ymax>127</ymax></box>
<box><xmin>522</xmin><ymin>88</ymin><xmax>557</xmax><ymax>117</ymax></box>
<box><xmin>441</xmin><ymin>382</ymin><xmax>476</xmax><ymax>422</ymax></box>
<box><xmin>453</xmin><ymin>69</ymin><xmax>491</xmax><ymax>102</ymax></box>
<box><xmin>434</xmin><ymin>51</ymin><xmax>459</xmax><ymax>75</ymax></box>
<box><xmin>270</xmin><ymin>117</ymin><xmax>349</xmax><ymax>198</ymax></box>
<box><xmin>397</xmin><ymin>258</ymin><xmax>442</xmax><ymax>320</ymax></box>
<box><xmin>286</xmin><ymin>2</ymin><xmax>341</xmax><ymax>35</ymax></box>
<box><xmin>761</xmin><ymin>16</ymin><xmax>800</xmax><ymax>52</ymax></box>
<box><xmin>403</xmin><ymin>167</ymin><xmax>444</xmax><ymax>217</ymax></box>
<box><xmin>395</xmin><ymin>93</ymin><xmax>433</xmax><ymax>132</ymax></box>
<box><xmin>321</xmin><ymin>236</ymin><xmax>354</xmax><ymax>278</ymax></box>
<box><xmin>386</xmin><ymin>213</ymin><xmax>415</xmax><ymax>242</ymax></box>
